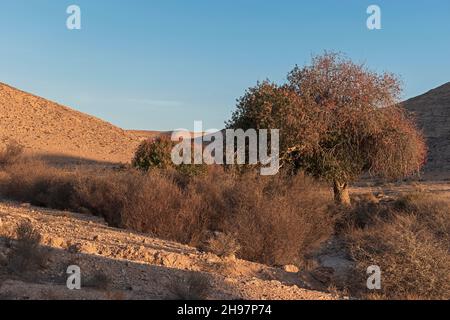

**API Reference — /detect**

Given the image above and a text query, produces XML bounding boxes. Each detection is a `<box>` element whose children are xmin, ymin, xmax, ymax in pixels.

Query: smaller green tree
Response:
<box><xmin>132</xmin><ymin>136</ymin><xmax>206</xmax><ymax>176</ymax></box>
<box><xmin>132</xmin><ymin>136</ymin><xmax>174</xmax><ymax>171</ymax></box>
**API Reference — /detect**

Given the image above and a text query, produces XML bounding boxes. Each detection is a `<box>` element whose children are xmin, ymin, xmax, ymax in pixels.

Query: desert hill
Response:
<box><xmin>0</xmin><ymin>83</ymin><xmax>141</xmax><ymax>164</ymax></box>
<box><xmin>403</xmin><ymin>82</ymin><xmax>450</xmax><ymax>176</ymax></box>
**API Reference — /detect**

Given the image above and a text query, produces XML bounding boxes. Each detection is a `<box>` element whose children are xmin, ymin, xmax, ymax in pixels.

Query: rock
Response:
<box><xmin>283</xmin><ymin>265</ymin><xmax>299</xmax><ymax>273</ymax></box>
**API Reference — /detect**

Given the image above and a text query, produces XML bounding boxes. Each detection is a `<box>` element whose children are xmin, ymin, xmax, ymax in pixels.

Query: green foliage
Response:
<box><xmin>131</xmin><ymin>136</ymin><xmax>207</xmax><ymax>176</ymax></box>
<box><xmin>132</xmin><ymin>136</ymin><xmax>174</xmax><ymax>171</ymax></box>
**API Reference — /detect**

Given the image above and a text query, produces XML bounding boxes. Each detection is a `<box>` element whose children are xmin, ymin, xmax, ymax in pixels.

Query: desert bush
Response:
<box><xmin>0</xmin><ymin>140</ymin><xmax>24</xmax><ymax>168</ymax></box>
<box><xmin>168</xmin><ymin>272</ymin><xmax>210</xmax><ymax>300</ymax></box>
<box><xmin>0</xmin><ymin>159</ymin><xmax>333</xmax><ymax>267</ymax></box>
<box><xmin>340</xmin><ymin>194</ymin><xmax>450</xmax><ymax>300</ymax></box>
<box><xmin>132</xmin><ymin>136</ymin><xmax>206</xmax><ymax>177</ymax></box>
<box><xmin>347</xmin><ymin>215</ymin><xmax>450</xmax><ymax>299</ymax></box>
<box><xmin>189</xmin><ymin>171</ymin><xmax>334</xmax><ymax>266</ymax></box>
<box><xmin>119</xmin><ymin>170</ymin><xmax>209</xmax><ymax>244</ymax></box>
<box><xmin>0</xmin><ymin>159</ymin><xmax>81</xmax><ymax>210</ymax></box>
<box><xmin>206</xmin><ymin>233</ymin><xmax>240</xmax><ymax>258</ymax></box>
<box><xmin>393</xmin><ymin>192</ymin><xmax>450</xmax><ymax>245</ymax></box>
<box><xmin>132</xmin><ymin>136</ymin><xmax>174</xmax><ymax>171</ymax></box>
<box><xmin>8</xmin><ymin>221</ymin><xmax>48</xmax><ymax>273</ymax></box>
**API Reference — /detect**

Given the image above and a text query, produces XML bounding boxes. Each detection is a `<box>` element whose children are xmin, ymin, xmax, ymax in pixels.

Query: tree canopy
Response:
<box><xmin>227</xmin><ymin>53</ymin><xmax>427</xmax><ymax>204</ymax></box>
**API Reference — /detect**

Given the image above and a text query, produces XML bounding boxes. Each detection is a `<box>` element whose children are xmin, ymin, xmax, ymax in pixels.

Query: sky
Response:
<box><xmin>0</xmin><ymin>0</ymin><xmax>449</xmax><ymax>131</ymax></box>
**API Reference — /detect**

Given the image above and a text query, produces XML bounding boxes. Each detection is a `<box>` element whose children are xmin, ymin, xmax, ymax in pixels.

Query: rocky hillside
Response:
<box><xmin>404</xmin><ymin>82</ymin><xmax>450</xmax><ymax>176</ymax></box>
<box><xmin>0</xmin><ymin>201</ymin><xmax>334</xmax><ymax>300</ymax></box>
<box><xmin>0</xmin><ymin>83</ymin><xmax>141</xmax><ymax>164</ymax></box>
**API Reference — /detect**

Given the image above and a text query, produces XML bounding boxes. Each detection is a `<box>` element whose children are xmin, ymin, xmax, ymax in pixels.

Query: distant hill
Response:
<box><xmin>404</xmin><ymin>82</ymin><xmax>450</xmax><ymax>176</ymax></box>
<box><xmin>0</xmin><ymin>83</ymin><xmax>141</xmax><ymax>164</ymax></box>
<box><xmin>126</xmin><ymin>130</ymin><xmax>171</xmax><ymax>140</ymax></box>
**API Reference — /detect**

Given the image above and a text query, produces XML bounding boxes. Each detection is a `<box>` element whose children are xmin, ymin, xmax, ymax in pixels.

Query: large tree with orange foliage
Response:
<box><xmin>227</xmin><ymin>53</ymin><xmax>427</xmax><ymax>204</ymax></box>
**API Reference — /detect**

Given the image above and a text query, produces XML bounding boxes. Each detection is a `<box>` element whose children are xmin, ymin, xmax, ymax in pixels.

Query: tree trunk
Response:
<box><xmin>333</xmin><ymin>181</ymin><xmax>351</xmax><ymax>206</ymax></box>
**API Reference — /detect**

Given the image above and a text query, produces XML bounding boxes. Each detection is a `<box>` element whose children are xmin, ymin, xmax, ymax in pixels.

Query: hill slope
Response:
<box><xmin>0</xmin><ymin>83</ymin><xmax>140</xmax><ymax>164</ymax></box>
<box><xmin>404</xmin><ymin>83</ymin><xmax>450</xmax><ymax>176</ymax></box>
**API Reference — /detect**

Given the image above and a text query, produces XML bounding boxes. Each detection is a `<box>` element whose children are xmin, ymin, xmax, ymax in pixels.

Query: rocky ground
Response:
<box><xmin>0</xmin><ymin>201</ymin><xmax>335</xmax><ymax>300</ymax></box>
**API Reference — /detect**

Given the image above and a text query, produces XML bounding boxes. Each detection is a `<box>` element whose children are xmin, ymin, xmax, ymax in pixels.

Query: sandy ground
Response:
<box><xmin>0</xmin><ymin>201</ymin><xmax>335</xmax><ymax>300</ymax></box>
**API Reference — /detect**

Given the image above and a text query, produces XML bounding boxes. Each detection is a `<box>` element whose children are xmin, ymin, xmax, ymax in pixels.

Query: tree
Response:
<box><xmin>132</xmin><ymin>136</ymin><xmax>175</xmax><ymax>171</ymax></box>
<box><xmin>132</xmin><ymin>136</ymin><xmax>206</xmax><ymax>177</ymax></box>
<box><xmin>226</xmin><ymin>53</ymin><xmax>426</xmax><ymax>205</ymax></box>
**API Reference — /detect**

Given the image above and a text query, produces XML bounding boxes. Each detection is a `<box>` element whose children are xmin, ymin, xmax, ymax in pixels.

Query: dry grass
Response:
<box><xmin>4</xmin><ymin>156</ymin><xmax>447</xmax><ymax>299</ymax></box>
<box><xmin>338</xmin><ymin>192</ymin><xmax>450</xmax><ymax>300</ymax></box>
<box><xmin>206</xmin><ymin>233</ymin><xmax>241</xmax><ymax>258</ymax></box>
<box><xmin>7</xmin><ymin>221</ymin><xmax>48</xmax><ymax>274</ymax></box>
<box><xmin>0</xmin><ymin>140</ymin><xmax>23</xmax><ymax>168</ymax></box>
<box><xmin>0</xmin><ymin>159</ymin><xmax>333</xmax><ymax>267</ymax></box>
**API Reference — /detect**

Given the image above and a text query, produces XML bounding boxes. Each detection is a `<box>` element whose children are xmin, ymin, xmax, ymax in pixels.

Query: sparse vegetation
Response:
<box><xmin>168</xmin><ymin>273</ymin><xmax>210</xmax><ymax>300</ymax></box>
<box><xmin>0</xmin><ymin>51</ymin><xmax>445</xmax><ymax>299</ymax></box>
<box><xmin>206</xmin><ymin>233</ymin><xmax>240</xmax><ymax>258</ymax></box>
<box><xmin>7</xmin><ymin>221</ymin><xmax>48</xmax><ymax>273</ymax></box>
<box><xmin>132</xmin><ymin>136</ymin><xmax>206</xmax><ymax>177</ymax></box>
<box><xmin>0</xmin><ymin>159</ymin><xmax>333</xmax><ymax>267</ymax></box>
<box><xmin>0</xmin><ymin>140</ymin><xmax>23</xmax><ymax>168</ymax></box>
<box><xmin>337</xmin><ymin>193</ymin><xmax>450</xmax><ymax>300</ymax></box>
<box><xmin>132</xmin><ymin>136</ymin><xmax>175</xmax><ymax>171</ymax></box>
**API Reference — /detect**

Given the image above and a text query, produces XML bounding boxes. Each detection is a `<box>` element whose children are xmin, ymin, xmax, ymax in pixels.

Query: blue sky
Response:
<box><xmin>1</xmin><ymin>0</ymin><xmax>449</xmax><ymax>130</ymax></box>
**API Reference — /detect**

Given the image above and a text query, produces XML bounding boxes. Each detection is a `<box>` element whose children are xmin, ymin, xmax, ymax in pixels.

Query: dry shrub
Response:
<box><xmin>0</xmin><ymin>140</ymin><xmax>24</xmax><ymax>168</ymax></box>
<box><xmin>206</xmin><ymin>233</ymin><xmax>240</xmax><ymax>258</ymax></box>
<box><xmin>8</xmin><ymin>221</ymin><xmax>48</xmax><ymax>273</ymax></box>
<box><xmin>347</xmin><ymin>215</ymin><xmax>450</xmax><ymax>299</ymax></box>
<box><xmin>121</xmin><ymin>170</ymin><xmax>210</xmax><ymax>244</ymax></box>
<box><xmin>0</xmin><ymin>160</ymin><xmax>333</xmax><ymax>267</ymax></box>
<box><xmin>168</xmin><ymin>273</ymin><xmax>210</xmax><ymax>300</ymax></box>
<box><xmin>212</xmin><ymin>172</ymin><xmax>333</xmax><ymax>266</ymax></box>
<box><xmin>394</xmin><ymin>192</ymin><xmax>450</xmax><ymax>244</ymax></box>
<box><xmin>341</xmin><ymin>192</ymin><xmax>450</xmax><ymax>300</ymax></box>
<box><xmin>0</xmin><ymin>159</ymin><xmax>77</xmax><ymax>209</ymax></box>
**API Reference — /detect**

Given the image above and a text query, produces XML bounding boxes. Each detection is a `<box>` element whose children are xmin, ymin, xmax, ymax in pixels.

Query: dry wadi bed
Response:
<box><xmin>0</xmin><ymin>201</ymin><xmax>334</xmax><ymax>300</ymax></box>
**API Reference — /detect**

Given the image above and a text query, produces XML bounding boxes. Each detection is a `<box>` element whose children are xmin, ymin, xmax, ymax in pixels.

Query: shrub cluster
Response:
<box><xmin>0</xmin><ymin>159</ymin><xmax>333</xmax><ymax>267</ymax></box>
<box><xmin>337</xmin><ymin>192</ymin><xmax>450</xmax><ymax>300</ymax></box>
